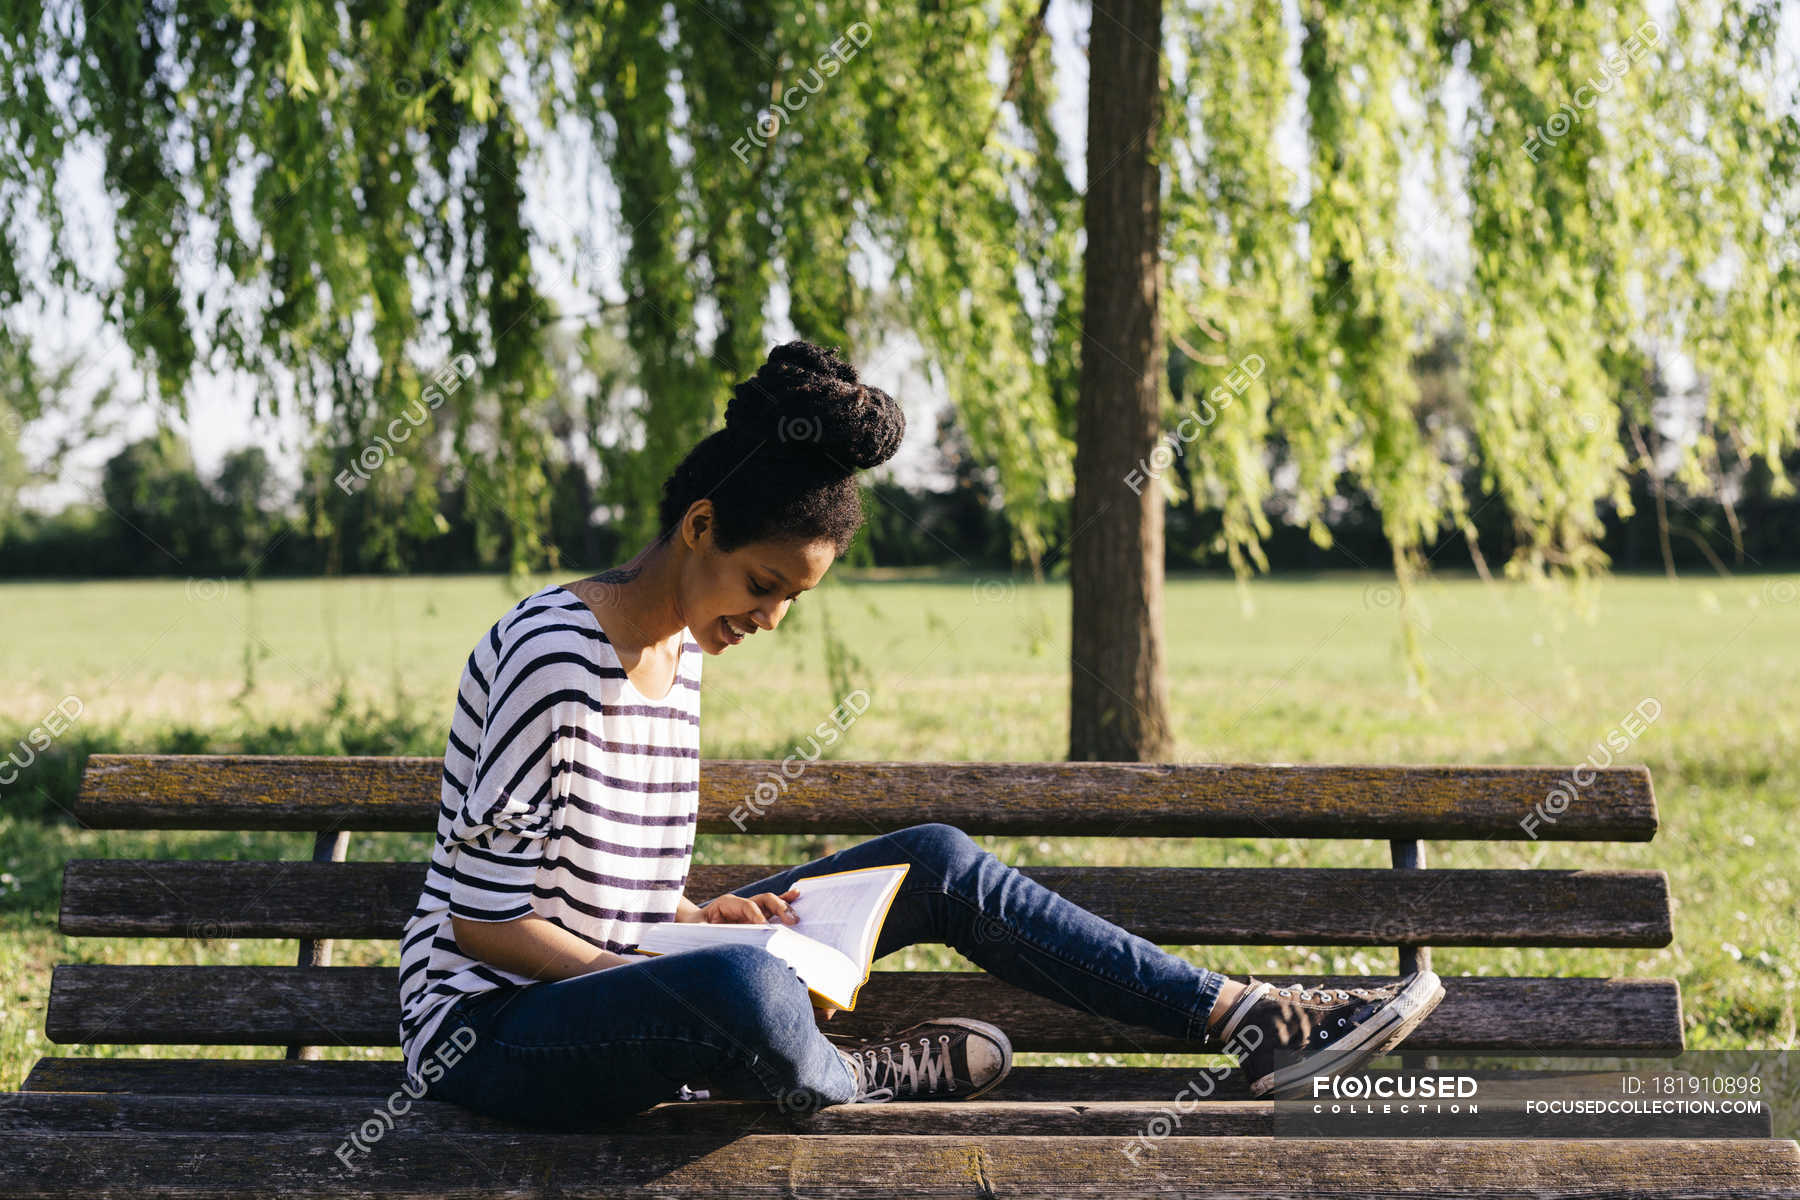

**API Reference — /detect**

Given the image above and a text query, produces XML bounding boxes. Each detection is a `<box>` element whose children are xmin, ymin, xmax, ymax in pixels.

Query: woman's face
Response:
<box><xmin>679</xmin><ymin>506</ymin><xmax>836</xmax><ymax>654</ymax></box>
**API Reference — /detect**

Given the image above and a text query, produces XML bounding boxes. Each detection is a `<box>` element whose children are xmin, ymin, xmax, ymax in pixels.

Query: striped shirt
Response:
<box><xmin>397</xmin><ymin>583</ymin><xmax>702</xmax><ymax>1080</ymax></box>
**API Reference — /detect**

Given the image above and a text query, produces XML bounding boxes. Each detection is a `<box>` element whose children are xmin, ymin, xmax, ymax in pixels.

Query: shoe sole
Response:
<box><xmin>1251</xmin><ymin>970</ymin><xmax>1446</xmax><ymax>1100</ymax></box>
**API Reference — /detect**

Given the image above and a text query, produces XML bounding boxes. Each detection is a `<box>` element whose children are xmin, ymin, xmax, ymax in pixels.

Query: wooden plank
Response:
<box><xmin>0</xmin><ymin>1090</ymin><xmax>1771</xmax><ymax>1141</ymax></box>
<box><xmin>45</xmin><ymin>966</ymin><xmax>1686</xmax><ymax>1053</ymax></box>
<box><xmin>20</xmin><ymin>1058</ymin><xmax>1235</xmax><ymax>1101</ymax></box>
<box><xmin>289</xmin><ymin>829</ymin><xmax>352</xmax><ymax>1062</ymax></box>
<box><xmin>22</xmin><ymin>1057</ymin><xmax>409</xmax><ymax>1097</ymax></box>
<box><xmin>21</xmin><ymin>1059</ymin><xmax>1736</xmax><ymax>1108</ymax></box>
<box><xmin>1390</xmin><ymin>838</ymin><xmax>1433</xmax><ymax>975</ymax></box>
<box><xmin>0</xmin><ymin>1091</ymin><xmax>1278</xmax><ymax>1138</ymax></box>
<box><xmin>77</xmin><ymin>754</ymin><xmax>1660</xmax><ymax>840</ymax></box>
<box><xmin>0</xmin><ymin>1132</ymin><xmax>1793</xmax><ymax>1198</ymax></box>
<box><xmin>58</xmin><ymin>859</ymin><xmax>1675</xmax><ymax>947</ymax></box>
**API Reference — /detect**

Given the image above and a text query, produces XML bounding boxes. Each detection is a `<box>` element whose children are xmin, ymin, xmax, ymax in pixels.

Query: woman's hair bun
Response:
<box><xmin>724</xmin><ymin>340</ymin><xmax>905</xmax><ymax>471</ymax></box>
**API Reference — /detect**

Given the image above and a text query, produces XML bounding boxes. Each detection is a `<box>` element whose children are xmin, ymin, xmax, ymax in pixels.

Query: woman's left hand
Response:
<box><xmin>700</xmin><ymin>888</ymin><xmax>800</xmax><ymax>925</ymax></box>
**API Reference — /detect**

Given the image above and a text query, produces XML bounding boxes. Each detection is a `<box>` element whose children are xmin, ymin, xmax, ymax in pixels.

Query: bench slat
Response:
<box><xmin>58</xmin><ymin>859</ymin><xmax>1675</xmax><ymax>947</ymax></box>
<box><xmin>20</xmin><ymin>1058</ymin><xmax>1239</xmax><ymax>1101</ymax></box>
<box><xmin>18</xmin><ymin>1061</ymin><xmax>1773</xmax><ymax>1139</ymax></box>
<box><xmin>0</xmin><ymin>1089</ymin><xmax>1772</xmax><ymax>1140</ymax></box>
<box><xmin>0</xmin><ymin>1131</ymin><xmax>1793</xmax><ymax>1197</ymax></box>
<box><xmin>0</xmin><ymin>1090</ymin><xmax>1281</xmax><ymax>1138</ymax></box>
<box><xmin>45</xmin><ymin>966</ymin><xmax>1686</xmax><ymax>1053</ymax></box>
<box><xmin>77</xmin><ymin>754</ymin><xmax>1659</xmax><ymax>840</ymax></box>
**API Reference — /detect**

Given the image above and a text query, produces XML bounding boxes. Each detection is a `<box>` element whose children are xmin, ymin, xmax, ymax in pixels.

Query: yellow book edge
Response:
<box><xmin>631</xmin><ymin>861</ymin><xmax>911</xmax><ymax>1013</ymax></box>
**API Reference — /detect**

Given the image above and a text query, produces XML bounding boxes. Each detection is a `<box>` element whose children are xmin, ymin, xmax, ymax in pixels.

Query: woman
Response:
<box><xmin>401</xmin><ymin>340</ymin><xmax>1443</xmax><ymax>1129</ymax></box>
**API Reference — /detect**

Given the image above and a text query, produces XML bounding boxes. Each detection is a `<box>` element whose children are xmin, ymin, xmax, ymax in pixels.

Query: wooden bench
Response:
<box><xmin>5</xmin><ymin>753</ymin><xmax>1797</xmax><ymax>1197</ymax></box>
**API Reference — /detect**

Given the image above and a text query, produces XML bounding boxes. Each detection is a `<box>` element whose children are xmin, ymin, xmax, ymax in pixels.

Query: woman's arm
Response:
<box><xmin>453</xmin><ymin>888</ymin><xmax>800</xmax><ymax>977</ymax></box>
<box><xmin>451</xmin><ymin>913</ymin><xmax>634</xmax><ymax>981</ymax></box>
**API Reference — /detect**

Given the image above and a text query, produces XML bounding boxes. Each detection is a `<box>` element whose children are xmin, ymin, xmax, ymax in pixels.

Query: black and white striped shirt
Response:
<box><xmin>398</xmin><ymin>583</ymin><xmax>701</xmax><ymax>1079</ymax></box>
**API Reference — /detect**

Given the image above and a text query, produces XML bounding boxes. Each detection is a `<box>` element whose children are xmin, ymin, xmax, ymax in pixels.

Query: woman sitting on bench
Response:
<box><xmin>399</xmin><ymin>340</ymin><xmax>1444</xmax><ymax>1129</ymax></box>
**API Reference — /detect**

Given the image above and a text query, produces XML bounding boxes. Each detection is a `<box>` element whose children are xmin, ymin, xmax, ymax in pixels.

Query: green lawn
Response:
<box><xmin>1</xmin><ymin>570</ymin><xmax>1795</xmax><ymax>1091</ymax></box>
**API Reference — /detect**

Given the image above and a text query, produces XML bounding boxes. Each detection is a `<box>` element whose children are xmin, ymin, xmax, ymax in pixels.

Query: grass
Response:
<box><xmin>1</xmin><ymin>569</ymin><xmax>1795</xmax><ymax>1095</ymax></box>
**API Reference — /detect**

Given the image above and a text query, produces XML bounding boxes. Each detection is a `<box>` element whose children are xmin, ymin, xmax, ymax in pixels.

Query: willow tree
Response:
<box><xmin>1</xmin><ymin>0</ymin><xmax>1795</xmax><ymax>756</ymax></box>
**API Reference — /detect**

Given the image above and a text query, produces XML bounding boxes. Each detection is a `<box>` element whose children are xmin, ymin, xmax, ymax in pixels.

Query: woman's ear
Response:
<box><xmin>680</xmin><ymin>499</ymin><xmax>715</xmax><ymax>551</ymax></box>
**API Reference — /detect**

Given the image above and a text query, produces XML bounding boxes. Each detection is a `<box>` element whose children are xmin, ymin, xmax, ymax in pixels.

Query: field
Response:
<box><xmin>1</xmin><ymin>570</ymin><xmax>1796</xmax><ymax>1092</ymax></box>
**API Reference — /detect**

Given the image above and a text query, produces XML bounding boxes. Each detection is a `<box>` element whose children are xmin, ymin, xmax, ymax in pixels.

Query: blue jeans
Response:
<box><xmin>420</xmin><ymin>822</ymin><xmax>1227</xmax><ymax>1128</ymax></box>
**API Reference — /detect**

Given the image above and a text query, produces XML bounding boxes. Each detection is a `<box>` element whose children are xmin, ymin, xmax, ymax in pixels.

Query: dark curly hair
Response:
<box><xmin>657</xmin><ymin>341</ymin><xmax>905</xmax><ymax>554</ymax></box>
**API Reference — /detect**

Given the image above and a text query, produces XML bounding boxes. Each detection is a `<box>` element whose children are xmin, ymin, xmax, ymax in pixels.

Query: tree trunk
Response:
<box><xmin>1068</xmin><ymin>0</ymin><xmax>1172</xmax><ymax>763</ymax></box>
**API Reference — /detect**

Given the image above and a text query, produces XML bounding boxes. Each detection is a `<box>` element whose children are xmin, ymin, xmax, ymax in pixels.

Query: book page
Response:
<box><xmin>630</xmin><ymin>862</ymin><xmax>909</xmax><ymax>1009</ymax></box>
<box><xmin>785</xmin><ymin>863</ymin><xmax>908</xmax><ymax>967</ymax></box>
<box><xmin>631</xmin><ymin>922</ymin><xmax>781</xmax><ymax>951</ymax></box>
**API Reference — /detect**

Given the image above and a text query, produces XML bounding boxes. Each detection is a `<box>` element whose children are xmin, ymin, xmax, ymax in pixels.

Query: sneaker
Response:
<box><xmin>833</xmin><ymin>1017</ymin><xmax>1013</xmax><ymax>1103</ymax></box>
<box><xmin>1212</xmin><ymin>970</ymin><xmax>1445</xmax><ymax>1100</ymax></box>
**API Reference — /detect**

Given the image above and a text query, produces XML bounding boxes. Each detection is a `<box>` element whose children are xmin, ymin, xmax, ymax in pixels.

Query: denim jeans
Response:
<box><xmin>420</xmin><ymin>822</ymin><xmax>1227</xmax><ymax>1129</ymax></box>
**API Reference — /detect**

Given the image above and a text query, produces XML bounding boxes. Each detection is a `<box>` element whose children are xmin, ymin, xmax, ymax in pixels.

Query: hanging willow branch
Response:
<box><xmin>0</xmin><ymin>0</ymin><xmax>1793</xmax><ymax>613</ymax></box>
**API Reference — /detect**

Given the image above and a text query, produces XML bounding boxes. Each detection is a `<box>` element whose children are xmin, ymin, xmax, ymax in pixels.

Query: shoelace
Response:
<box><xmin>853</xmin><ymin>1033</ymin><xmax>956</xmax><ymax>1103</ymax></box>
<box><xmin>1270</xmin><ymin>985</ymin><xmax>1364</xmax><ymax>1004</ymax></box>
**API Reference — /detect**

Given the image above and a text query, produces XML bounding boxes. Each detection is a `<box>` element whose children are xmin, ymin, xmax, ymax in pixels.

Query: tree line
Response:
<box><xmin>5</xmin><ymin>413</ymin><xmax>1792</xmax><ymax>580</ymax></box>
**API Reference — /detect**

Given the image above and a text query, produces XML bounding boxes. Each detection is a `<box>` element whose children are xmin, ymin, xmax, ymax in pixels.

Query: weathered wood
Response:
<box><xmin>76</xmin><ymin>754</ymin><xmax>1660</xmax><ymax>840</ymax></box>
<box><xmin>1390</xmin><ymin>838</ymin><xmax>1434</xmax><ymax>976</ymax></box>
<box><xmin>0</xmin><ymin>1132</ymin><xmax>1794</xmax><ymax>1198</ymax></box>
<box><xmin>1392</xmin><ymin>838</ymin><xmax>1433</xmax><ymax>1074</ymax></box>
<box><xmin>0</xmin><ymin>1089</ymin><xmax>1771</xmax><ymax>1141</ymax></box>
<box><xmin>21</xmin><ymin>1057</ymin><xmax>408</xmax><ymax>1097</ymax></box>
<box><xmin>45</xmin><ymin>966</ymin><xmax>1686</xmax><ymax>1053</ymax></box>
<box><xmin>20</xmin><ymin>1059</ymin><xmax>1728</xmax><ymax>1106</ymax></box>
<box><xmin>289</xmin><ymin>830</ymin><xmax>351</xmax><ymax>1063</ymax></box>
<box><xmin>0</xmin><ymin>1091</ymin><xmax>1279</xmax><ymax>1138</ymax></box>
<box><xmin>20</xmin><ymin>1058</ymin><xmax>1243</xmax><ymax>1101</ymax></box>
<box><xmin>58</xmin><ymin>859</ymin><xmax>1676</xmax><ymax>947</ymax></box>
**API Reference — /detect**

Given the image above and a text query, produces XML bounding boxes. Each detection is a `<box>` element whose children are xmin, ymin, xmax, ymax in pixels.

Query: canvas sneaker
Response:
<box><xmin>833</xmin><ymin>1017</ymin><xmax>1013</xmax><ymax>1103</ymax></box>
<box><xmin>1212</xmin><ymin>970</ymin><xmax>1445</xmax><ymax>1099</ymax></box>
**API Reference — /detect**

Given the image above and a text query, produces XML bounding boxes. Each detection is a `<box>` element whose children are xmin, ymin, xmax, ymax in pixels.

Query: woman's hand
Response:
<box><xmin>700</xmin><ymin>888</ymin><xmax>800</xmax><ymax>925</ymax></box>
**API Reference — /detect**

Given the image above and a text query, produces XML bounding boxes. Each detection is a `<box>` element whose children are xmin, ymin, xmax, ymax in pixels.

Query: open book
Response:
<box><xmin>630</xmin><ymin>863</ymin><xmax>910</xmax><ymax>1011</ymax></box>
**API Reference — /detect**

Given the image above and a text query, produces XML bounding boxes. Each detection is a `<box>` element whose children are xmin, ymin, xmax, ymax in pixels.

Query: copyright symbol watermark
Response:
<box><xmin>973</xmin><ymin>914</ymin><xmax>1010</xmax><ymax>944</ymax></box>
<box><xmin>1363</xmin><ymin>582</ymin><xmax>1402</xmax><ymax>610</ymax></box>
<box><xmin>973</xmin><ymin>578</ymin><xmax>1015</xmax><ymax>605</ymax></box>
<box><xmin>778</xmin><ymin>415</ymin><xmax>822</xmax><ymax>444</ymax></box>
<box><xmin>775</xmin><ymin>1086</ymin><xmax>825</xmax><ymax>1116</ymax></box>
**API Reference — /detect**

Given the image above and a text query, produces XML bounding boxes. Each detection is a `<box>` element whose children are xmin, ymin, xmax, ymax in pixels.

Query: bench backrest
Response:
<box><xmin>51</xmin><ymin>754</ymin><xmax>1681</xmax><ymax>1060</ymax></box>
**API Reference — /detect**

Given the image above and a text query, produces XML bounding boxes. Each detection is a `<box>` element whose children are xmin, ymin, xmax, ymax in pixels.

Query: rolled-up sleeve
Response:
<box><xmin>446</xmin><ymin>650</ymin><xmax>589</xmax><ymax>922</ymax></box>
